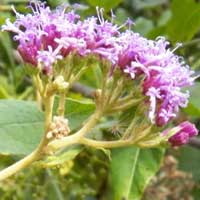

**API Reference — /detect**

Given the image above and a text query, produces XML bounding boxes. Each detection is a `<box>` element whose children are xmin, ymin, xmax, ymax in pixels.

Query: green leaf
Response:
<box><xmin>134</xmin><ymin>17</ymin><xmax>154</xmax><ymax>36</ymax></box>
<box><xmin>0</xmin><ymin>98</ymin><xmax>95</xmax><ymax>155</ymax></box>
<box><xmin>56</xmin><ymin>97</ymin><xmax>95</xmax><ymax>130</ymax></box>
<box><xmin>0</xmin><ymin>32</ymin><xmax>15</xmax><ymax>70</ymax></box>
<box><xmin>110</xmin><ymin>147</ymin><xmax>164</xmax><ymax>200</ymax></box>
<box><xmin>47</xmin><ymin>0</ymin><xmax>69</xmax><ymax>8</ymax></box>
<box><xmin>86</xmin><ymin>0</ymin><xmax>122</xmax><ymax>11</ymax></box>
<box><xmin>115</xmin><ymin>8</ymin><xmax>130</xmax><ymax>24</ymax></box>
<box><xmin>42</xmin><ymin>146</ymin><xmax>82</xmax><ymax>167</ymax></box>
<box><xmin>166</xmin><ymin>0</ymin><xmax>200</xmax><ymax>42</ymax></box>
<box><xmin>0</xmin><ymin>100</ymin><xmax>44</xmax><ymax>155</ymax></box>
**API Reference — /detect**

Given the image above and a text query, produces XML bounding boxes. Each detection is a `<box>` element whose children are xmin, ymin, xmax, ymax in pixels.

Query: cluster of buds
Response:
<box><xmin>47</xmin><ymin>116</ymin><xmax>70</xmax><ymax>140</ymax></box>
<box><xmin>52</xmin><ymin>76</ymin><xmax>69</xmax><ymax>91</ymax></box>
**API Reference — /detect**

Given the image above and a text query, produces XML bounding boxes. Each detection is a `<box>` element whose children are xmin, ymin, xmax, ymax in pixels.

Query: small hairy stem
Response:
<box><xmin>57</xmin><ymin>92</ymin><xmax>66</xmax><ymax>116</ymax></box>
<box><xmin>108</xmin><ymin>78</ymin><xmax>124</xmax><ymax>105</ymax></box>
<box><xmin>70</xmin><ymin>66</ymin><xmax>88</xmax><ymax>85</ymax></box>
<box><xmin>0</xmin><ymin>95</ymin><xmax>55</xmax><ymax>181</ymax></box>
<box><xmin>133</xmin><ymin>126</ymin><xmax>152</xmax><ymax>142</ymax></box>
<box><xmin>33</xmin><ymin>73</ymin><xmax>44</xmax><ymax>96</ymax></box>
<box><xmin>122</xmin><ymin>118</ymin><xmax>138</xmax><ymax>140</ymax></box>
<box><xmin>100</xmin><ymin>68</ymin><xmax>109</xmax><ymax>103</ymax></box>
<box><xmin>44</xmin><ymin>95</ymin><xmax>55</xmax><ymax>132</ymax></box>
<box><xmin>36</xmin><ymin>90</ymin><xmax>42</xmax><ymax>110</ymax></box>
<box><xmin>116</xmin><ymin>93</ymin><xmax>134</xmax><ymax>105</ymax></box>
<box><xmin>108</xmin><ymin>98</ymin><xmax>142</xmax><ymax>113</ymax></box>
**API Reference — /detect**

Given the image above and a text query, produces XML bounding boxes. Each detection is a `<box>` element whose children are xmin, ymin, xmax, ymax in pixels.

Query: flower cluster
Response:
<box><xmin>117</xmin><ymin>33</ymin><xmax>194</xmax><ymax>126</ymax></box>
<box><xmin>2</xmin><ymin>2</ymin><xmax>122</xmax><ymax>74</ymax></box>
<box><xmin>2</xmin><ymin>1</ymin><xmax>198</xmax><ymax>143</ymax></box>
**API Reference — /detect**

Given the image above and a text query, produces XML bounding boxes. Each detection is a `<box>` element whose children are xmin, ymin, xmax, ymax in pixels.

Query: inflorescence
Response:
<box><xmin>2</xmin><ymin>1</ymin><xmax>198</xmax><ymax>146</ymax></box>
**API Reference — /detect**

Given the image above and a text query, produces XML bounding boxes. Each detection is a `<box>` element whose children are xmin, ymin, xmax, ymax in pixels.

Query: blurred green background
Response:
<box><xmin>0</xmin><ymin>0</ymin><xmax>200</xmax><ymax>199</ymax></box>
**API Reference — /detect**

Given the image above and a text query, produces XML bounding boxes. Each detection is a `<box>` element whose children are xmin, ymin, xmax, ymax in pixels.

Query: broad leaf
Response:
<box><xmin>57</xmin><ymin>97</ymin><xmax>95</xmax><ymax>130</ymax></box>
<box><xmin>42</xmin><ymin>146</ymin><xmax>82</xmax><ymax>168</ymax></box>
<box><xmin>0</xmin><ymin>100</ymin><xmax>44</xmax><ymax>155</ymax></box>
<box><xmin>110</xmin><ymin>147</ymin><xmax>164</xmax><ymax>200</ymax></box>
<box><xmin>134</xmin><ymin>17</ymin><xmax>154</xmax><ymax>36</ymax></box>
<box><xmin>0</xmin><ymin>98</ymin><xmax>95</xmax><ymax>155</ymax></box>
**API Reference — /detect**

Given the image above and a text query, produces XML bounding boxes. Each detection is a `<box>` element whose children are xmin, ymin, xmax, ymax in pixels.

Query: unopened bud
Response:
<box><xmin>47</xmin><ymin>116</ymin><xmax>71</xmax><ymax>140</ymax></box>
<box><xmin>53</xmin><ymin>75</ymin><xmax>69</xmax><ymax>91</ymax></box>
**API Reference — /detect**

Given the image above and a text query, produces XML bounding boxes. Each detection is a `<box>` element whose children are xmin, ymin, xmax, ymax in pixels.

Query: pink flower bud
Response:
<box><xmin>164</xmin><ymin>121</ymin><xmax>198</xmax><ymax>147</ymax></box>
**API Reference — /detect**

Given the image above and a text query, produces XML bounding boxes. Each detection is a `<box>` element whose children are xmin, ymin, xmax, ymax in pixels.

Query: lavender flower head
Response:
<box><xmin>1</xmin><ymin>1</ymin><xmax>123</xmax><ymax>74</ymax></box>
<box><xmin>1</xmin><ymin>1</ymin><xmax>197</xmax><ymax>128</ymax></box>
<box><xmin>117</xmin><ymin>32</ymin><xmax>195</xmax><ymax>126</ymax></box>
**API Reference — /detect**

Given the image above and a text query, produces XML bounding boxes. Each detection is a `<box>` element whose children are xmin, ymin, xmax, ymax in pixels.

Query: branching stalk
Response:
<box><xmin>48</xmin><ymin>109</ymin><xmax>103</xmax><ymax>151</ymax></box>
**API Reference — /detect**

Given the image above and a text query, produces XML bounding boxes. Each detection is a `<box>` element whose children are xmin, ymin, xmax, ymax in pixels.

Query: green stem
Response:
<box><xmin>57</xmin><ymin>92</ymin><xmax>66</xmax><ymax>116</ymax></box>
<box><xmin>108</xmin><ymin>98</ymin><xmax>142</xmax><ymax>113</ymax></box>
<box><xmin>33</xmin><ymin>73</ymin><xmax>44</xmax><ymax>96</ymax></box>
<box><xmin>116</xmin><ymin>94</ymin><xmax>134</xmax><ymax>105</ymax></box>
<box><xmin>108</xmin><ymin>78</ymin><xmax>124</xmax><ymax>105</ymax></box>
<box><xmin>0</xmin><ymin>148</ymin><xmax>40</xmax><ymax>181</ymax></box>
<box><xmin>70</xmin><ymin>66</ymin><xmax>88</xmax><ymax>85</ymax></box>
<box><xmin>0</xmin><ymin>95</ymin><xmax>55</xmax><ymax>181</ymax></box>
<box><xmin>80</xmin><ymin>138</ymin><xmax>133</xmax><ymax>148</ymax></box>
<box><xmin>122</xmin><ymin>118</ymin><xmax>138</xmax><ymax>140</ymax></box>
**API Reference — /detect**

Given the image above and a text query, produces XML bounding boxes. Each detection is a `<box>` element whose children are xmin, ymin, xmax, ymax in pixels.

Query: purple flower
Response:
<box><xmin>1</xmin><ymin>1</ymin><xmax>122</xmax><ymax>72</ymax></box>
<box><xmin>37</xmin><ymin>46</ymin><xmax>63</xmax><ymax>74</ymax></box>
<box><xmin>163</xmin><ymin>121</ymin><xmax>198</xmax><ymax>146</ymax></box>
<box><xmin>117</xmin><ymin>32</ymin><xmax>195</xmax><ymax>126</ymax></box>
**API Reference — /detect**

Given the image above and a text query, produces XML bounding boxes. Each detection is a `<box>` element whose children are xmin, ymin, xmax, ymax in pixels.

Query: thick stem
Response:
<box><xmin>0</xmin><ymin>149</ymin><xmax>40</xmax><ymax>181</ymax></box>
<box><xmin>0</xmin><ymin>95</ymin><xmax>54</xmax><ymax>181</ymax></box>
<box><xmin>80</xmin><ymin>138</ymin><xmax>133</xmax><ymax>148</ymax></box>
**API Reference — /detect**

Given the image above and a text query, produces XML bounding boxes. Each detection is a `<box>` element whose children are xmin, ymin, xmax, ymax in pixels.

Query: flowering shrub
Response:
<box><xmin>0</xmin><ymin>1</ymin><xmax>198</xmax><ymax>199</ymax></box>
